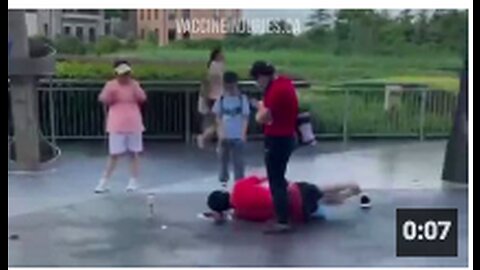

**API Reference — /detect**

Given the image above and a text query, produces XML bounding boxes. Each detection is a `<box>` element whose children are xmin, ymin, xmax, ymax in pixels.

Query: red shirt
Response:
<box><xmin>263</xmin><ymin>76</ymin><xmax>299</xmax><ymax>137</ymax></box>
<box><xmin>230</xmin><ymin>176</ymin><xmax>304</xmax><ymax>223</ymax></box>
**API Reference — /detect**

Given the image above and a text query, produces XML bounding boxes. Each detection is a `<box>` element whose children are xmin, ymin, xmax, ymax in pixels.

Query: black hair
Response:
<box><xmin>223</xmin><ymin>71</ymin><xmax>238</xmax><ymax>84</ymax></box>
<box><xmin>207</xmin><ymin>48</ymin><xmax>222</xmax><ymax>68</ymax></box>
<box><xmin>207</xmin><ymin>190</ymin><xmax>231</xmax><ymax>212</ymax></box>
<box><xmin>249</xmin><ymin>60</ymin><xmax>276</xmax><ymax>79</ymax></box>
<box><xmin>113</xmin><ymin>59</ymin><xmax>131</xmax><ymax>69</ymax></box>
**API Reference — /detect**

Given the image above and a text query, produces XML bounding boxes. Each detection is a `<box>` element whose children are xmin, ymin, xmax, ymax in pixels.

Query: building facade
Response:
<box><xmin>25</xmin><ymin>11</ymin><xmax>40</xmax><ymax>37</ymax></box>
<box><xmin>109</xmin><ymin>10</ymin><xmax>137</xmax><ymax>39</ymax></box>
<box><xmin>30</xmin><ymin>10</ymin><xmax>107</xmax><ymax>42</ymax></box>
<box><xmin>137</xmin><ymin>9</ymin><xmax>242</xmax><ymax>46</ymax></box>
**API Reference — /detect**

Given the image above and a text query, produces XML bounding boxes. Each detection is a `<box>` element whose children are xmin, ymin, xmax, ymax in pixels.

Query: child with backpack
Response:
<box><xmin>212</xmin><ymin>71</ymin><xmax>250</xmax><ymax>188</ymax></box>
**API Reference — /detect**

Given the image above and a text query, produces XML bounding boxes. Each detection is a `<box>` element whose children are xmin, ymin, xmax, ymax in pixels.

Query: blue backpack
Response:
<box><xmin>219</xmin><ymin>94</ymin><xmax>247</xmax><ymax>117</ymax></box>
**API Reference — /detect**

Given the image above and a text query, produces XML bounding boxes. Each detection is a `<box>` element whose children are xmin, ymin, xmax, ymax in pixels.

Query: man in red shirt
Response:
<box><xmin>205</xmin><ymin>175</ymin><xmax>371</xmax><ymax>225</ymax></box>
<box><xmin>249</xmin><ymin>61</ymin><xmax>299</xmax><ymax>233</ymax></box>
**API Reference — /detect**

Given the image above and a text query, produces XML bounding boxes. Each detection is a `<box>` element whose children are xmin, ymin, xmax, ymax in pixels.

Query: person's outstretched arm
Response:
<box><xmin>241</xmin><ymin>95</ymin><xmax>251</xmax><ymax>141</ymax></box>
<box><xmin>212</xmin><ymin>99</ymin><xmax>224</xmax><ymax>141</ymax></box>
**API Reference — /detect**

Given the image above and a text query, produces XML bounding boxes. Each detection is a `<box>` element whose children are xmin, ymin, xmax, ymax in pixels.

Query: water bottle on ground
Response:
<box><xmin>147</xmin><ymin>193</ymin><xmax>155</xmax><ymax>219</ymax></box>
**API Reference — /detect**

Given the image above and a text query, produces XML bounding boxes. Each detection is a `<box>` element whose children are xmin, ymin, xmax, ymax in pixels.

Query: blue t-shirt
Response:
<box><xmin>213</xmin><ymin>93</ymin><xmax>250</xmax><ymax>139</ymax></box>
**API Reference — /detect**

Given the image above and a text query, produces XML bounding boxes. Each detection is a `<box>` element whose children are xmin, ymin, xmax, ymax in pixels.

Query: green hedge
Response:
<box><xmin>94</xmin><ymin>37</ymin><xmax>123</xmax><ymax>55</ymax></box>
<box><xmin>170</xmin><ymin>35</ymin><xmax>317</xmax><ymax>51</ymax></box>
<box><xmin>55</xmin><ymin>36</ymin><xmax>87</xmax><ymax>55</ymax></box>
<box><xmin>53</xmin><ymin>36</ymin><xmax>137</xmax><ymax>56</ymax></box>
<box><xmin>56</xmin><ymin>61</ymin><xmax>208</xmax><ymax>80</ymax></box>
<box><xmin>300</xmin><ymin>90</ymin><xmax>455</xmax><ymax>135</ymax></box>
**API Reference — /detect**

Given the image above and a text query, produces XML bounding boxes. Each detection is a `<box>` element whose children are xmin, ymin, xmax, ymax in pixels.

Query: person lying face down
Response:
<box><xmin>205</xmin><ymin>175</ymin><xmax>371</xmax><ymax>224</ymax></box>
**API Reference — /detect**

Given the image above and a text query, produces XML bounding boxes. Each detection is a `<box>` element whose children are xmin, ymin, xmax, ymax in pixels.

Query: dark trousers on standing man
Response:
<box><xmin>264</xmin><ymin>136</ymin><xmax>296</xmax><ymax>225</ymax></box>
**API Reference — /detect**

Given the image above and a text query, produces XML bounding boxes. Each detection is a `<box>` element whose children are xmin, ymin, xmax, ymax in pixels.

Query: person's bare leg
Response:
<box><xmin>198</xmin><ymin>124</ymin><xmax>217</xmax><ymax>149</ymax></box>
<box><xmin>130</xmin><ymin>152</ymin><xmax>140</xmax><ymax>180</ymax></box>
<box><xmin>127</xmin><ymin>152</ymin><xmax>140</xmax><ymax>192</ymax></box>
<box><xmin>196</xmin><ymin>133</ymin><xmax>205</xmax><ymax>149</ymax></box>
<box><xmin>339</xmin><ymin>183</ymin><xmax>361</xmax><ymax>197</ymax></box>
<box><xmin>95</xmin><ymin>155</ymin><xmax>119</xmax><ymax>193</ymax></box>
<box><xmin>321</xmin><ymin>183</ymin><xmax>361</xmax><ymax>205</ymax></box>
<box><xmin>103</xmin><ymin>155</ymin><xmax>119</xmax><ymax>180</ymax></box>
<box><xmin>203</xmin><ymin>125</ymin><xmax>217</xmax><ymax>141</ymax></box>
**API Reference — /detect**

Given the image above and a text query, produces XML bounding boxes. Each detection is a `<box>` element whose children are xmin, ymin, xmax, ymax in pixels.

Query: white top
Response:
<box><xmin>207</xmin><ymin>61</ymin><xmax>224</xmax><ymax>100</ymax></box>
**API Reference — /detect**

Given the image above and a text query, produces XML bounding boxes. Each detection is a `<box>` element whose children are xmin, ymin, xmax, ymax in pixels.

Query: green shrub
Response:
<box><xmin>28</xmin><ymin>36</ymin><xmax>54</xmax><ymax>58</ymax></box>
<box><xmin>30</xmin><ymin>35</ymin><xmax>54</xmax><ymax>47</ymax></box>
<box><xmin>56</xmin><ymin>61</ymin><xmax>112</xmax><ymax>79</ymax></box>
<box><xmin>94</xmin><ymin>36</ymin><xmax>122</xmax><ymax>55</ymax></box>
<box><xmin>84</xmin><ymin>43</ymin><xmax>95</xmax><ymax>54</ymax></box>
<box><xmin>54</xmin><ymin>36</ymin><xmax>87</xmax><ymax>55</ymax></box>
<box><xmin>170</xmin><ymin>35</ymin><xmax>317</xmax><ymax>51</ymax></box>
<box><xmin>136</xmin><ymin>40</ymin><xmax>159</xmax><ymax>51</ymax></box>
<box><xmin>56</xmin><ymin>60</ymin><xmax>207</xmax><ymax>80</ymax></box>
<box><xmin>146</xmin><ymin>31</ymin><xmax>159</xmax><ymax>46</ymax></box>
<box><xmin>171</xmin><ymin>39</ymin><xmax>223</xmax><ymax>50</ymax></box>
<box><xmin>124</xmin><ymin>38</ymin><xmax>138</xmax><ymax>50</ymax></box>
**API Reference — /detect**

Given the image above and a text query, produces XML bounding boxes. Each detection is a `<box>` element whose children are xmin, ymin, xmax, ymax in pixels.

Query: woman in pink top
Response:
<box><xmin>94</xmin><ymin>60</ymin><xmax>147</xmax><ymax>193</ymax></box>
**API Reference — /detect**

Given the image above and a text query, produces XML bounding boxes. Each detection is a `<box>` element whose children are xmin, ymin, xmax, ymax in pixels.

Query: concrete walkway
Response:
<box><xmin>8</xmin><ymin>140</ymin><xmax>469</xmax><ymax>267</ymax></box>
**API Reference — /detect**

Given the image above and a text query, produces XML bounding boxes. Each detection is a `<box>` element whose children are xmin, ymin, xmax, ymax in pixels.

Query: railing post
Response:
<box><xmin>343</xmin><ymin>88</ymin><xmax>350</xmax><ymax>146</ymax></box>
<box><xmin>419</xmin><ymin>87</ymin><xmax>427</xmax><ymax>141</ymax></box>
<box><xmin>184</xmin><ymin>90</ymin><xmax>191</xmax><ymax>144</ymax></box>
<box><xmin>48</xmin><ymin>79</ymin><xmax>56</xmax><ymax>145</ymax></box>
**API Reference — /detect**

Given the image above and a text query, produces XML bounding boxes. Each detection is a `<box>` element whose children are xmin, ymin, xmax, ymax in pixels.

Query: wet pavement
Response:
<box><xmin>8</xmin><ymin>140</ymin><xmax>469</xmax><ymax>267</ymax></box>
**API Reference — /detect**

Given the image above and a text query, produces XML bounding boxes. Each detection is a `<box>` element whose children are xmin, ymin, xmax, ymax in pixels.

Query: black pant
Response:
<box><xmin>264</xmin><ymin>136</ymin><xmax>296</xmax><ymax>225</ymax></box>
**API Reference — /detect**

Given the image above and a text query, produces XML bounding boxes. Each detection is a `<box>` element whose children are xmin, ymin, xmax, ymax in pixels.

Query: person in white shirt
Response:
<box><xmin>197</xmin><ymin>48</ymin><xmax>225</xmax><ymax>149</ymax></box>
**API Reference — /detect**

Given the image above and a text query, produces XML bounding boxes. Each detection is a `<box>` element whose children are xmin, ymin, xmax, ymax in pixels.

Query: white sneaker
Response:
<box><xmin>197</xmin><ymin>135</ymin><xmax>205</xmax><ymax>149</ymax></box>
<box><xmin>126</xmin><ymin>178</ymin><xmax>139</xmax><ymax>192</ymax></box>
<box><xmin>94</xmin><ymin>178</ymin><xmax>109</xmax><ymax>194</ymax></box>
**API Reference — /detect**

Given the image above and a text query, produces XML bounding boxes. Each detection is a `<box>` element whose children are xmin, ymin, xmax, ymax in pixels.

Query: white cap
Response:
<box><xmin>115</xmin><ymin>63</ymin><xmax>132</xmax><ymax>75</ymax></box>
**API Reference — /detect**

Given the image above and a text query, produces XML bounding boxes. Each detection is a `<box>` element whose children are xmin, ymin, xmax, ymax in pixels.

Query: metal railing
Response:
<box><xmin>315</xmin><ymin>85</ymin><xmax>457</xmax><ymax>142</ymax></box>
<box><xmin>7</xmin><ymin>79</ymin><xmax>457</xmax><ymax>142</ymax></box>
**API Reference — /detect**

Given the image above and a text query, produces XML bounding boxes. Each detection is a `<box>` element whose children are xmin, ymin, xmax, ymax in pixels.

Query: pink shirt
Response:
<box><xmin>99</xmin><ymin>79</ymin><xmax>147</xmax><ymax>134</ymax></box>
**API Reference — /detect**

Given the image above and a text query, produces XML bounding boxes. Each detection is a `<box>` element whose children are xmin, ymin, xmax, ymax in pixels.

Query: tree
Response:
<box><xmin>227</xmin><ymin>20</ymin><xmax>252</xmax><ymax>37</ymax></box>
<box><xmin>105</xmin><ymin>10</ymin><xmax>129</xmax><ymax>20</ymax></box>
<box><xmin>269</xmin><ymin>19</ymin><xmax>293</xmax><ymax>35</ymax></box>
<box><xmin>334</xmin><ymin>10</ymin><xmax>354</xmax><ymax>54</ymax></box>
<box><xmin>398</xmin><ymin>9</ymin><xmax>415</xmax><ymax>43</ymax></box>
<box><xmin>306</xmin><ymin>9</ymin><xmax>332</xmax><ymax>29</ymax></box>
<box><xmin>399</xmin><ymin>9</ymin><xmax>414</xmax><ymax>23</ymax></box>
<box><xmin>334</xmin><ymin>9</ymin><xmax>379</xmax><ymax>54</ymax></box>
<box><xmin>413</xmin><ymin>10</ymin><xmax>430</xmax><ymax>45</ymax></box>
<box><xmin>305</xmin><ymin>10</ymin><xmax>333</xmax><ymax>43</ymax></box>
<box><xmin>428</xmin><ymin>10</ymin><xmax>468</xmax><ymax>53</ymax></box>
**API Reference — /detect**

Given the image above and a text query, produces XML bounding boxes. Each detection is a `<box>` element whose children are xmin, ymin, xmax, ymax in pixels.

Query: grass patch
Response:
<box><xmin>55</xmin><ymin>47</ymin><xmax>462</xmax><ymax>92</ymax></box>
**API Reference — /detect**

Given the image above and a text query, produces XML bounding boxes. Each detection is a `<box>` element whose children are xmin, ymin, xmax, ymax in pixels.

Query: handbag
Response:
<box><xmin>297</xmin><ymin>112</ymin><xmax>316</xmax><ymax>146</ymax></box>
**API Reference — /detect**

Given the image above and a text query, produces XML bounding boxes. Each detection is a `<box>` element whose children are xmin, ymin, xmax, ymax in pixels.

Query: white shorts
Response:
<box><xmin>108</xmin><ymin>133</ymin><xmax>143</xmax><ymax>155</ymax></box>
